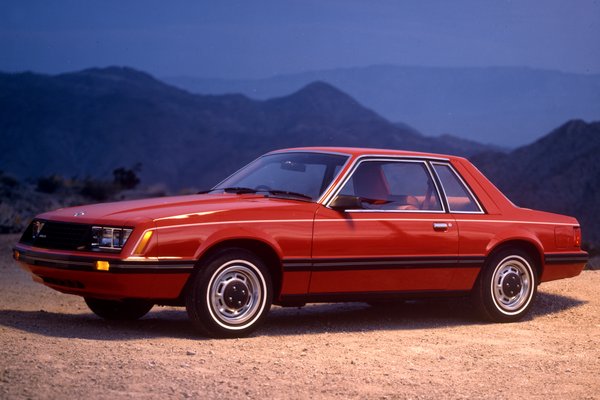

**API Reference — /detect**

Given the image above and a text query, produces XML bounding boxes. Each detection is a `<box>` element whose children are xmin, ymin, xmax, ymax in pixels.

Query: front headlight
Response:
<box><xmin>91</xmin><ymin>226</ymin><xmax>133</xmax><ymax>251</ymax></box>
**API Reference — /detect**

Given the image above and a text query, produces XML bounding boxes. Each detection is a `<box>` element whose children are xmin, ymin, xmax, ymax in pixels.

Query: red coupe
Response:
<box><xmin>14</xmin><ymin>147</ymin><xmax>588</xmax><ymax>337</ymax></box>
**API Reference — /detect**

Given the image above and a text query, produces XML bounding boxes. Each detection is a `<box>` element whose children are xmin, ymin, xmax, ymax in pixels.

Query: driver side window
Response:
<box><xmin>338</xmin><ymin>160</ymin><xmax>442</xmax><ymax>211</ymax></box>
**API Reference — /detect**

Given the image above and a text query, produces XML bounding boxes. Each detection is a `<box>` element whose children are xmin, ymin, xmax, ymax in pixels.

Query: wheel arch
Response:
<box><xmin>484</xmin><ymin>238</ymin><xmax>544</xmax><ymax>280</ymax></box>
<box><xmin>471</xmin><ymin>239</ymin><xmax>542</xmax><ymax>322</ymax></box>
<box><xmin>192</xmin><ymin>238</ymin><xmax>283</xmax><ymax>299</ymax></box>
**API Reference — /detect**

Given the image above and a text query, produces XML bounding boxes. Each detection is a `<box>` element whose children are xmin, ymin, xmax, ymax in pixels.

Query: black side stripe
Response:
<box><xmin>545</xmin><ymin>253</ymin><xmax>589</xmax><ymax>264</ymax></box>
<box><xmin>283</xmin><ymin>252</ymin><xmax>589</xmax><ymax>273</ymax></box>
<box><xmin>282</xmin><ymin>260</ymin><xmax>313</xmax><ymax>271</ymax></box>
<box><xmin>282</xmin><ymin>256</ymin><xmax>485</xmax><ymax>272</ymax></box>
<box><xmin>109</xmin><ymin>264</ymin><xmax>195</xmax><ymax>274</ymax></box>
<box><xmin>15</xmin><ymin>248</ymin><xmax>195</xmax><ymax>274</ymax></box>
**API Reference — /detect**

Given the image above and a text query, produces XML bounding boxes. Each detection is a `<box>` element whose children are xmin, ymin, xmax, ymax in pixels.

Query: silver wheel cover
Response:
<box><xmin>490</xmin><ymin>255</ymin><xmax>535</xmax><ymax>315</ymax></box>
<box><xmin>206</xmin><ymin>259</ymin><xmax>267</xmax><ymax>330</ymax></box>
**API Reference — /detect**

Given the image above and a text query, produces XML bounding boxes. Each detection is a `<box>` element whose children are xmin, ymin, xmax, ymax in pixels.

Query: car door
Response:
<box><xmin>310</xmin><ymin>157</ymin><xmax>459</xmax><ymax>297</ymax></box>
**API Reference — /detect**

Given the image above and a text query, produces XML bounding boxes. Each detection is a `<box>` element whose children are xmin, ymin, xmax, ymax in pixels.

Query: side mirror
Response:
<box><xmin>329</xmin><ymin>195</ymin><xmax>362</xmax><ymax>211</ymax></box>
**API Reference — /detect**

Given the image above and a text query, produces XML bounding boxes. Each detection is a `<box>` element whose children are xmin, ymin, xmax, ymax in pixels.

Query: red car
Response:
<box><xmin>14</xmin><ymin>147</ymin><xmax>587</xmax><ymax>337</ymax></box>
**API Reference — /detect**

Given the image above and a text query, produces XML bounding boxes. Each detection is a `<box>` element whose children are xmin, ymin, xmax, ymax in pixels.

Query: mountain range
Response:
<box><xmin>1</xmin><ymin>66</ymin><xmax>599</xmax><ymax>245</ymax></box>
<box><xmin>165</xmin><ymin>65</ymin><xmax>600</xmax><ymax>147</ymax></box>
<box><xmin>473</xmin><ymin>119</ymin><xmax>600</xmax><ymax>245</ymax></box>
<box><xmin>0</xmin><ymin>67</ymin><xmax>499</xmax><ymax>190</ymax></box>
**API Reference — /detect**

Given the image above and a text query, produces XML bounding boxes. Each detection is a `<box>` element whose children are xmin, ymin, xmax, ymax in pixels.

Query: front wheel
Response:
<box><xmin>185</xmin><ymin>249</ymin><xmax>272</xmax><ymax>338</ymax></box>
<box><xmin>85</xmin><ymin>297</ymin><xmax>153</xmax><ymax>320</ymax></box>
<box><xmin>473</xmin><ymin>249</ymin><xmax>538</xmax><ymax>322</ymax></box>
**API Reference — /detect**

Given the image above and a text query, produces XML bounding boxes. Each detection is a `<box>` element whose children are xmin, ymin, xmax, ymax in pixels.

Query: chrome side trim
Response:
<box><xmin>316</xmin><ymin>217</ymin><xmax>452</xmax><ymax>222</ymax></box>
<box><xmin>133</xmin><ymin>218</ymin><xmax>579</xmax><ymax>237</ymax></box>
<box><xmin>423</xmin><ymin>159</ymin><xmax>447</xmax><ymax>213</ymax></box>
<box><xmin>337</xmin><ymin>209</ymin><xmax>447</xmax><ymax>214</ymax></box>
<box><xmin>454</xmin><ymin>219</ymin><xmax>577</xmax><ymax>226</ymax></box>
<box><xmin>150</xmin><ymin>219</ymin><xmax>314</xmax><ymax>231</ymax></box>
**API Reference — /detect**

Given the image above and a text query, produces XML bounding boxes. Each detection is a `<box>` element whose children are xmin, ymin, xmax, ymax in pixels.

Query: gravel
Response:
<box><xmin>1</xmin><ymin>234</ymin><xmax>598</xmax><ymax>399</ymax></box>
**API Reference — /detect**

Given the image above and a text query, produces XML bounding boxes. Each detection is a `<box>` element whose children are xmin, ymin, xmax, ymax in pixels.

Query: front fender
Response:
<box><xmin>194</xmin><ymin>226</ymin><xmax>285</xmax><ymax>260</ymax></box>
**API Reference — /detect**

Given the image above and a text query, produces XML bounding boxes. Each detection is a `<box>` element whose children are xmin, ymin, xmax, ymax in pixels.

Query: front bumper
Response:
<box><xmin>13</xmin><ymin>246</ymin><xmax>194</xmax><ymax>300</ymax></box>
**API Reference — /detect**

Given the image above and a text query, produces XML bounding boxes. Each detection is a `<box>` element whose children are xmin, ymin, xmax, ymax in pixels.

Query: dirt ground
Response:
<box><xmin>1</xmin><ymin>234</ymin><xmax>598</xmax><ymax>400</ymax></box>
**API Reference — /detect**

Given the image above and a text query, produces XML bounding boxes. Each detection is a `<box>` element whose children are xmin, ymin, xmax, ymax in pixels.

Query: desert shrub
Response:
<box><xmin>0</xmin><ymin>173</ymin><xmax>19</xmax><ymax>198</ymax></box>
<box><xmin>2</xmin><ymin>177</ymin><xmax>18</xmax><ymax>189</ymax></box>
<box><xmin>0</xmin><ymin>170</ymin><xmax>19</xmax><ymax>187</ymax></box>
<box><xmin>80</xmin><ymin>179</ymin><xmax>118</xmax><ymax>202</ymax></box>
<box><xmin>36</xmin><ymin>175</ymin><xmax>63</xmax><ymax>193</ymax></box>
<box><xmin>113</xmin><ymin>163</ymin><xmax>141</xmax><ymax>190</ymax></box>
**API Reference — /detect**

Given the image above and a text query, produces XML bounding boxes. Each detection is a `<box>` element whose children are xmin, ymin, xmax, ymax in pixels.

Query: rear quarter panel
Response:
<box><xmin>450</xmin><ymin>157</ymin><xmax>585</xmax><ymax>284</ymax></box>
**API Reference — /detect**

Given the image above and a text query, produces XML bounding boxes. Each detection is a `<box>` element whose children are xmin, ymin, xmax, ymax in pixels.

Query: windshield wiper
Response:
<box><xmin>209</xmin><ymin>187</ymin><xmax>312</xmax><ymax>201</ymax></box>
<box><xmin>266</xmin><ymin>190</ymin><xmax>313</xmax><ymax>201</ymax></box>
<box><xmin>219</xmin><ymin>187</ymin><xmax>258</xmax><ymax>194</ymax></box>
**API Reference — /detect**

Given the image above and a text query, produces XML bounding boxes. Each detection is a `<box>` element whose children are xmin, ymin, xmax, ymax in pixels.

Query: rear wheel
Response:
<box><xmin>185</xmin><ymin>248</ymin><xmax>272</xmax><ymax>338</ymax></box>
<box><xmin>473</xmin><ymin>249</ymin><xmax>538</xmax><ymax>322</ymax></box>
<box><xmin>85</xmin><ymin>297</ymin><xmax>153</xmax><ymax>320</ymax></box>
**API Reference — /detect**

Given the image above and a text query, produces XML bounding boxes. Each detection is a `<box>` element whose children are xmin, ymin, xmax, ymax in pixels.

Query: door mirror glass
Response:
<box><xmin>329</xmin><ymin>195</ymin><xmax>363</xmax><ymax>211</ymax></box>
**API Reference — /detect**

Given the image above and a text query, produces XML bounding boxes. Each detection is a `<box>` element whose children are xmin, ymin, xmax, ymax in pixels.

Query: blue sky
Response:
<box><xmin>1</xmin><ymin>0</ymin><xmax>599</xmax><ymax>78</ymax></box>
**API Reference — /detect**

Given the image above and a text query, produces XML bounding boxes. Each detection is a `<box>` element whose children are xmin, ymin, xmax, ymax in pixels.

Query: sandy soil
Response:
<box><xmin>1</xmin><ymin>234</ymin><xmax>598</xmax><ymax>400</ymax></box>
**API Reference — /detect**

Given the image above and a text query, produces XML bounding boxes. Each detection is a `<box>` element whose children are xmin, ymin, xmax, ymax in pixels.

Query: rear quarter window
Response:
<box><xmin>433</xmin><ymin>163</ymin><xmax>482</xmax><ymax>213</ymax></box>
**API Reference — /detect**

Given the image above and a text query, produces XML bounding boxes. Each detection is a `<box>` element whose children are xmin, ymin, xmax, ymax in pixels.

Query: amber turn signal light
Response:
<box><xmin>95</xmin><ymin>261</ymin><xmax>110</xmax><ymax>271</ymax></box>
<box><xmin>133</xmin><ymin>230</ymin><xmax>154</xmax><ymax>255</ymax></box>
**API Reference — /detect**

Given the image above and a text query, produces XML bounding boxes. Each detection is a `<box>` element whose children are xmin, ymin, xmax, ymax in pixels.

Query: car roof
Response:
<box><xmin>270</xmin><ymin>146</ymin><xmax>459</xmax><ymax>160</ymax></box>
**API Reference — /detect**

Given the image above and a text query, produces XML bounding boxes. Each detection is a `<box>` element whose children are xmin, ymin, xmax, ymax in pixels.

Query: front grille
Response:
<box><xmin>21</xmin><ymin>220</ymin><xmax>92</xmax><ymax>251</ymax></box>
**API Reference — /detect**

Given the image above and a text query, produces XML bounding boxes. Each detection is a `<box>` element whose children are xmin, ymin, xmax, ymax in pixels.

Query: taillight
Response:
<box><xmin>573</xmin><ymin>227</ymin><xmax>581</xmax><ymax>248</ymax></box>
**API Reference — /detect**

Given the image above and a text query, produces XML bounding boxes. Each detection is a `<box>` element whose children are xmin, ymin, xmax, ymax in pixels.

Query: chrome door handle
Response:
<box><xmin>433</xmin><ymin>222</ymin><xmax>449</xmax><ymax>231</ymax></box>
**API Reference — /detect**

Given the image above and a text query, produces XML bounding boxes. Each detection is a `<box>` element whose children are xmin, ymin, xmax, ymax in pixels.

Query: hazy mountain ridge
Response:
<box><xmin>472</xmin><ymin>120</ymin><xmax>600</xmax><ymax>244</ymax></box>
<box><xmin>0</xmin><ymin>67</ymin><xmax>498</xmax><ymax>189</ymax></box>
<box><xmin>164</xmin><ymin>65</ymin><xmax>600</xmax><ymax>146</ymax></box>
<box><xmin>2</xmin><ymin>66</ymin><xmax>599</xmax><ymax>245</ymax></box>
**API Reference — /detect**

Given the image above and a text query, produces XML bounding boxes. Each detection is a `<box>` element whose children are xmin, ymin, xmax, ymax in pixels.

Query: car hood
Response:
<box><xmin>36</xmin><ymin>193</ymin><xmax>317</xmax><ymax>226</ymax></box>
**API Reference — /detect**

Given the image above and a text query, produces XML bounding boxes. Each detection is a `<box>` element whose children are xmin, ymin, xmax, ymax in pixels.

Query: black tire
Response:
<box><xmin>85</xmin><ymin>297</ymin><xmax>153</xmax><ymax>320</ymax></box>
<box><xmin>185</xmin><ymin>248</ymin><xmax>272</xmax><ymax>338</ymax></box>
<box><xmin>472</xmin><ymin>248</ymin><xmax>538</xmax><ymax>322</ymax></box>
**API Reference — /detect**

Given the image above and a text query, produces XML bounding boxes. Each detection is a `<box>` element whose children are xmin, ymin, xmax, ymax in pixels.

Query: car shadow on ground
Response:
<box><xmin>262</xmin><ymin>291</ymin><xmax>585</xmax><ymax>336</ymax></box>
<box><xmin>0</xmin><ymin>292</ymin><xmax>585</xmax><ymax>340</ymax></box>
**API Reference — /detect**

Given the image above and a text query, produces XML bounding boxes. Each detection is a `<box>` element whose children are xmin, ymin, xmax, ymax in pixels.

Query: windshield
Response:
<box><xmin>214</xmin><ymin>152</ymin><xmax>349</xmax><ymax>201</ymax></box>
